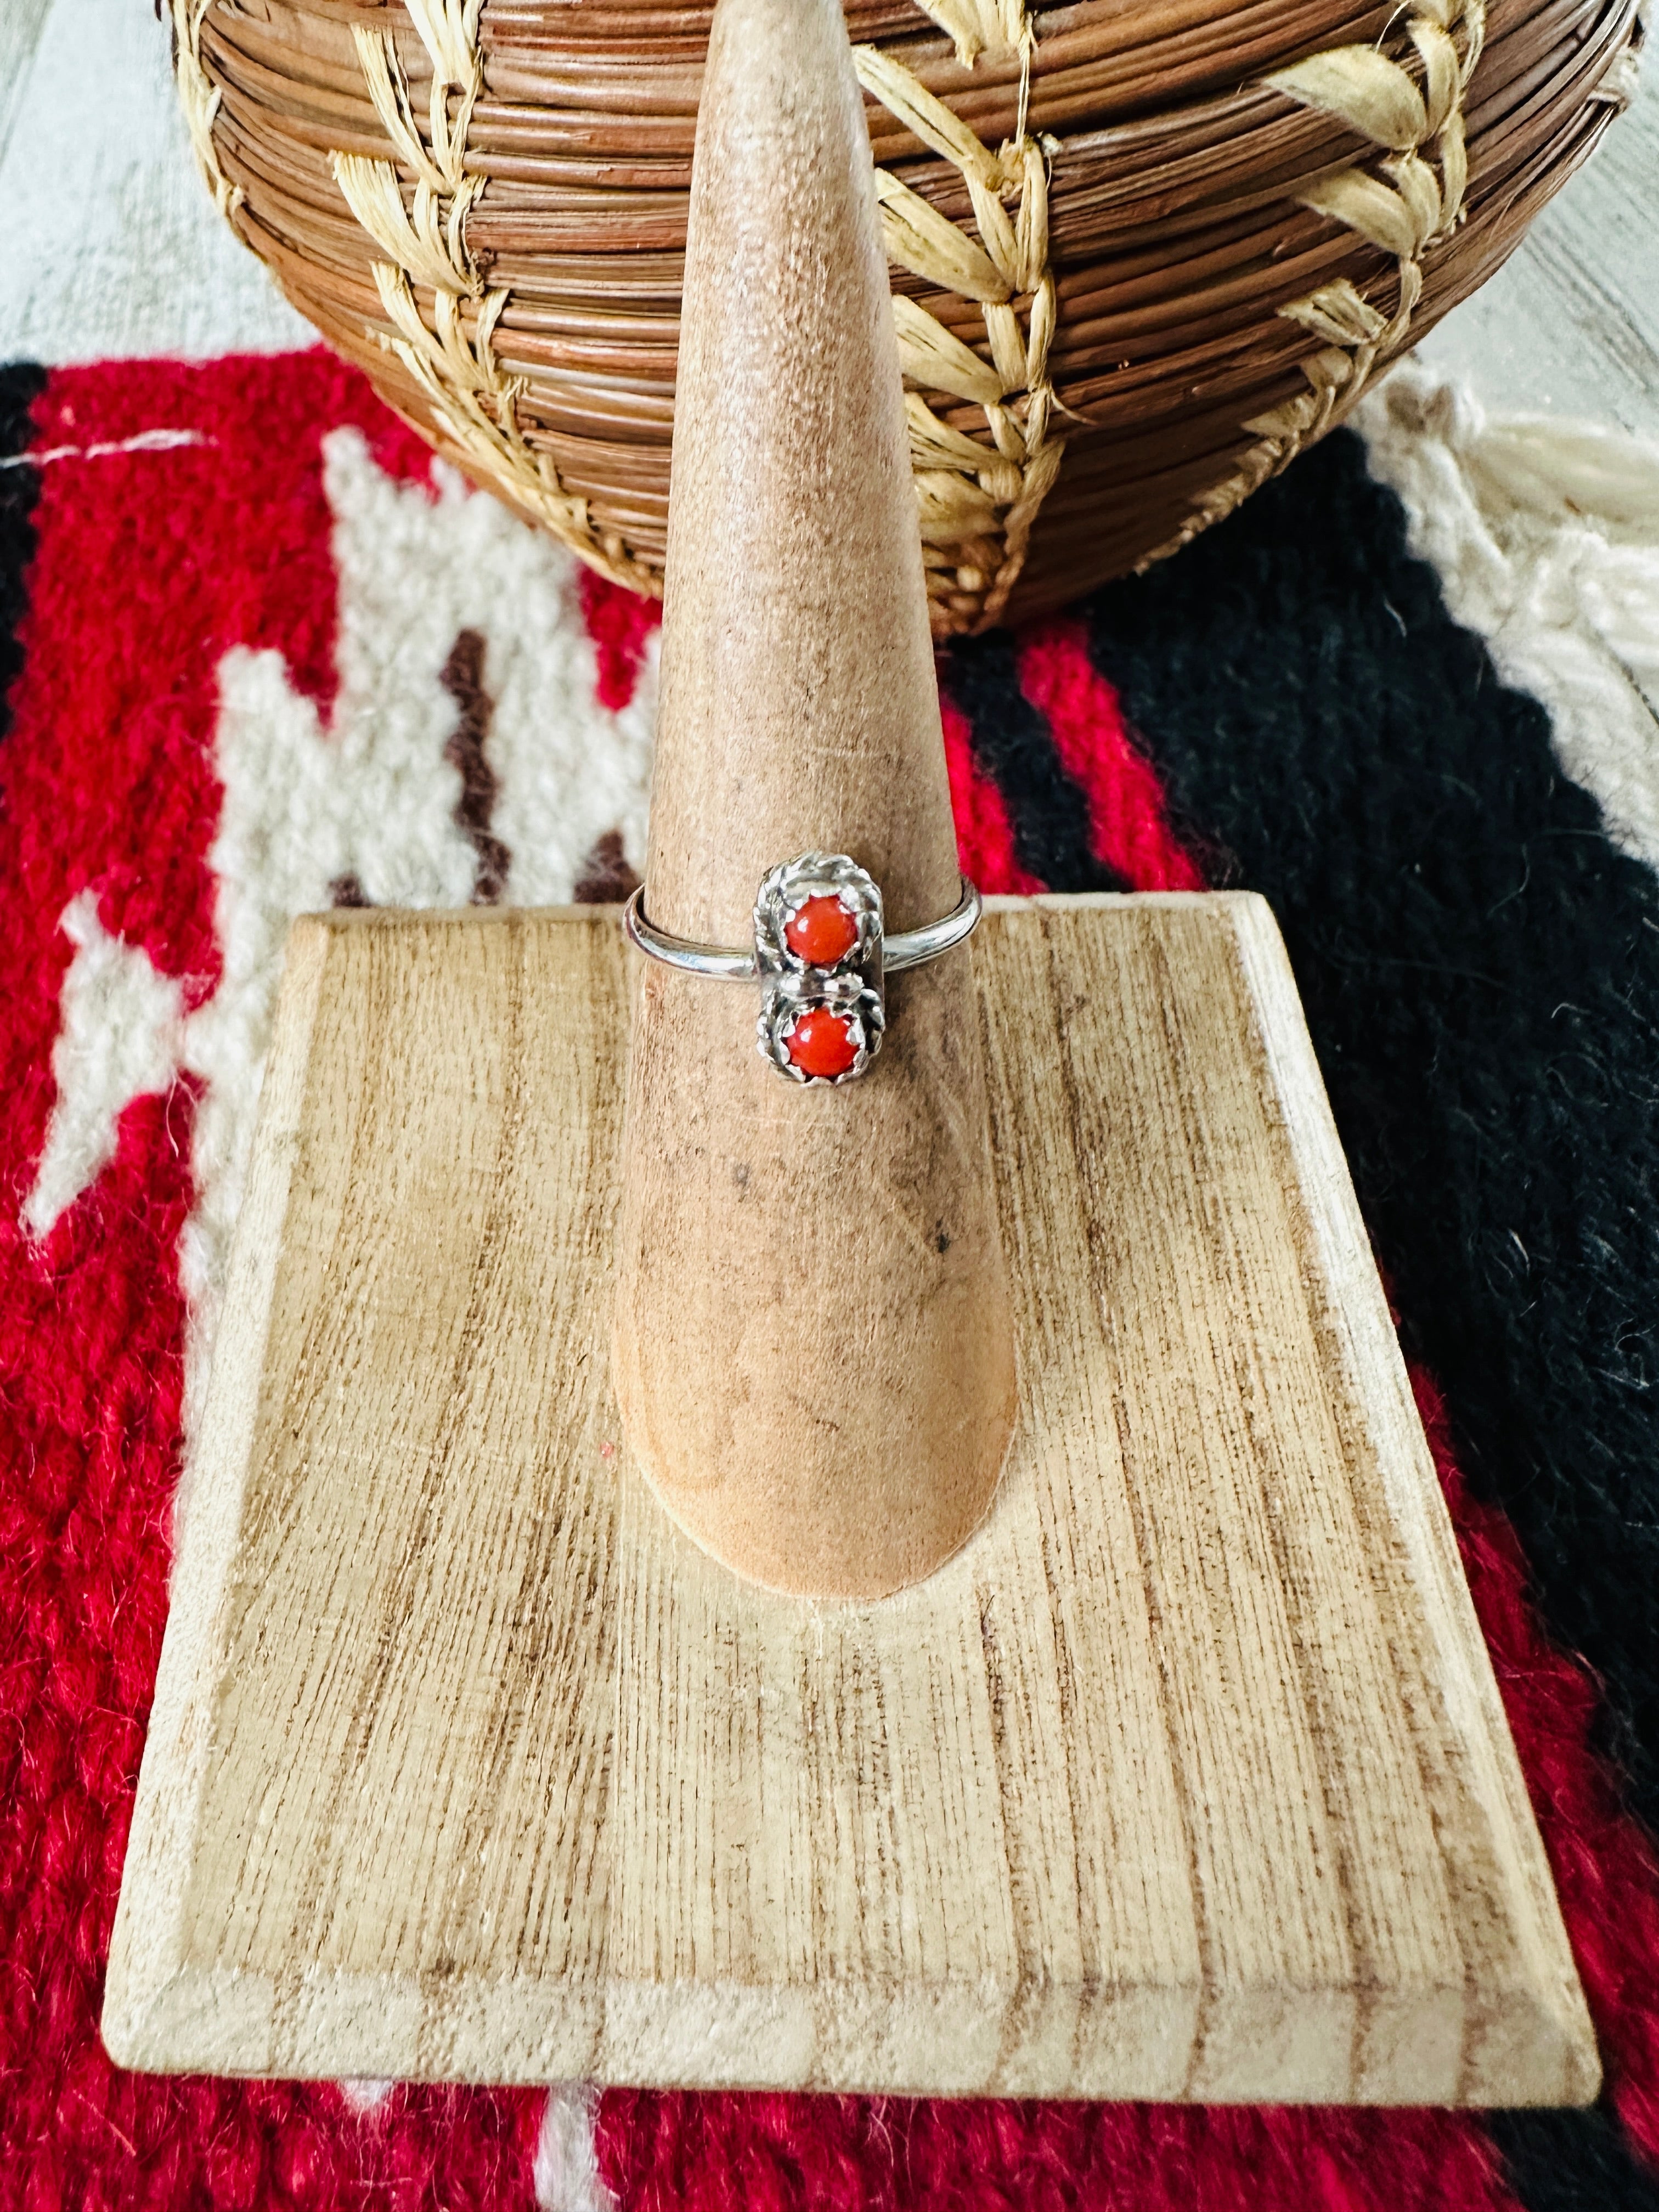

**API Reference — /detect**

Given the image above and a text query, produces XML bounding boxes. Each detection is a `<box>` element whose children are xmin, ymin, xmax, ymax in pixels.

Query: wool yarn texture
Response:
<box><xmin>3</xmin><ymin>348</ymin><xmax>1659</xmax><ymax>2211</ymax></box>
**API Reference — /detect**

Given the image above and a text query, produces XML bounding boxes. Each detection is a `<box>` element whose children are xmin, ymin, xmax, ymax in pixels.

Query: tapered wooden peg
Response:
<box><xmin>610</xmin><ymin>0</ymin><xmax>1018</xmax><ymax>1598</ymax></box>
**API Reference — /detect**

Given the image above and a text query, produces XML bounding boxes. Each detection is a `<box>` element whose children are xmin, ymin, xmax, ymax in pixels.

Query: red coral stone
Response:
<box><xmin>784</xmin><ymin>894</ymin><xmax>859</xmax><ymax>966</ymax></box>
<box><xmin>786</xmin><ymin>1006</ymin><xmax>860</xmax><ymax>1079</ymax></box>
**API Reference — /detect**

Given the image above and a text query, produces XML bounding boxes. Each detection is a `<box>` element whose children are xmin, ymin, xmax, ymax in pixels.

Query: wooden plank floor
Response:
<box><xmin>103</xmin><ymin>896</ymin><xmax>1597</xmax><ymax>2103</ymax></box>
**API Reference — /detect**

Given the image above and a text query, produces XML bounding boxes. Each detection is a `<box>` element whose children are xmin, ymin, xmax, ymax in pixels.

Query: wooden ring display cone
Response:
<box><xmin>611</xmin><ymin>0</ymin><xmax>1016</xmax><ymax>1601</ymax></box>
<box><xmin>103</xmin><ymin>0</ymin><xmax>1597</xmax><ymax>2109</ymax></box>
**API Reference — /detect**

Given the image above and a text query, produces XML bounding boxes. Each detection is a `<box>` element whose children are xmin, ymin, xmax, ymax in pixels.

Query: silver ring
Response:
<box><xmin>623</xmin><ymin>853</ymin><xmax>980</xmax><ymax>1084</ymax></box>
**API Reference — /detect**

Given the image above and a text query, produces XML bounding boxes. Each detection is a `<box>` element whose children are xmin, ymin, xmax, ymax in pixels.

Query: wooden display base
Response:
<box><xmin>103</xmin><ymin>894</ymin><xmax>1596</xmax><ymax>2105</ymax></box>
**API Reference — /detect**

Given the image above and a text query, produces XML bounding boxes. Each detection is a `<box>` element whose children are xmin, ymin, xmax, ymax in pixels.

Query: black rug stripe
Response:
<box><xmin>941</xmin><ymin>625</ymin><xmax>1129</xmax><ymax>891</ymax></box>
<box><xmin>0</xmin><ymin>365</ymin><xmax>46</xmax><ymax>750</ymax></box>
<box><xmin>1073</xmin><ymin>428</ymin><xmax>1659</xmax><ymax>2208</ymax></box>
<box><xmin>1491</xmin><ymin>2107</ymin><xmax>1659</xmax><ymax>2212</ymax></box>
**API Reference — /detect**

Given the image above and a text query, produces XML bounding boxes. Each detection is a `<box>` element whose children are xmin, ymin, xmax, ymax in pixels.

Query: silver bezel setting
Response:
<box><xmin>753</xmin><ymin>854</ymin><xmax>885</xmax><ymax>1084</ymax></box>
<box><xmin>753</xmin><ymin>851</ymin><xmax>883</xmax><ymax>978</ymax></box>
<box><xmin>622</xmin><ymin>854</ymin><xmax>978</xmax><ymax>1085</ymax></box>
<box><xmin>758</xmin><ymin>976</ymin><xmax>887</xmax><ymax>1085</ymax></box>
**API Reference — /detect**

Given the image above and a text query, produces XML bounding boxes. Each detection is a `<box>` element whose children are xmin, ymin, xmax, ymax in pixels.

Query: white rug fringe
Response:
<box><xmin>1358</xmin><ymin>361</ymin><xmax>1659</xmax><ymax>872</ymax></box>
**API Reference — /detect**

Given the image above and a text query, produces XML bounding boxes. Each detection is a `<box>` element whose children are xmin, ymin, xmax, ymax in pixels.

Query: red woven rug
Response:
<box><xmin>5</xmin><ymin>349</ymin><xmax>1659</xmax><ymax>2211</ymax></box>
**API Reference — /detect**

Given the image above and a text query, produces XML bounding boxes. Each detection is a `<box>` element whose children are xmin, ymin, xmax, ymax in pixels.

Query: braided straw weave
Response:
<box><xmin>174</xmin><ymin>0</ymin><xmax>1640</xmax><ymax>633</ymax></box>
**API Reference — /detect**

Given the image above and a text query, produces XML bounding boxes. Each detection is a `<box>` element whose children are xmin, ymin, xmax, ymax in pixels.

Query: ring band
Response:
<box><xmin>622</xmin><ymin>852</ymin><xmax>981</xmax><ymax>1084</ymax></box>
<box><xmin>622</xmin><ymin>870</ymin><xmax>980</xmax><ymax>980</ymax></box>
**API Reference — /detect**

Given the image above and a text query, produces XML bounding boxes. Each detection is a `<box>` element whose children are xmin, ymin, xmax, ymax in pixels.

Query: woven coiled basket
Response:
<box><xmin>172</xmin><ymin>0</ymin><xmax>1640</xmax><ymax>633</ymax></box>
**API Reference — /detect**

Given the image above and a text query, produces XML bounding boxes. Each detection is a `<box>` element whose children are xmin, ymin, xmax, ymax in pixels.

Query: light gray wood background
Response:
<box><xmin>0</xmin><ymin>0</ymin><xmax>1652</xmax><ymax>433</ymax></box>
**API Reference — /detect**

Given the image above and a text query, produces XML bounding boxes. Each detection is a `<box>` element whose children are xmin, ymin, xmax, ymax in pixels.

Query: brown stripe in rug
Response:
<box><xmin>441</xmin><ymin>627</ymin><xmax>510</xmax><ymax>905</ymax></box>
<box><xmin>573</xmin><ymin>829</ymin><xmax>642</xmax><ymax>905</ymax></box>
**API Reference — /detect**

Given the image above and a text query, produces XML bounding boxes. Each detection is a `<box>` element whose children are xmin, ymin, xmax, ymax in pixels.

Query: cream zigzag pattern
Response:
<box><xmin>855</xmin><ymin>19</ymin><xmax>1065</xmax><ymax>635</ymax></box>
<box><xmin>332</xmin><ymin>0</ymin><xmax>658</xmax><ymax>593</ymax></box>
<box><xmin>1144</xmin><ymin>0</ymin><xmax>1487</xmax><ymax>566</ymax></box>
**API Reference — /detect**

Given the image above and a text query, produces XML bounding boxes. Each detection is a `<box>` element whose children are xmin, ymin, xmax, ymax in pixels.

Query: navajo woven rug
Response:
<box><xmin>3</xmin><ymin>349</ymin><xmax>1659</xmax><ymax>2212</ymax></box>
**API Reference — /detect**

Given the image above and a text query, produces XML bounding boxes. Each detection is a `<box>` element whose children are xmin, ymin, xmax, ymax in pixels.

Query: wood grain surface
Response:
<box><xmin>103</xmin><ymin>895</ymin><xmax>1598</xmax><ymax>2103</ymax></box>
